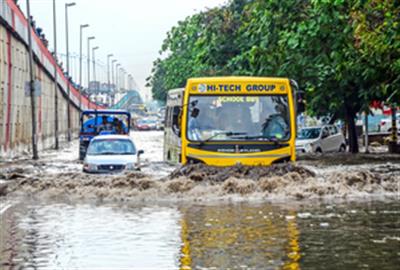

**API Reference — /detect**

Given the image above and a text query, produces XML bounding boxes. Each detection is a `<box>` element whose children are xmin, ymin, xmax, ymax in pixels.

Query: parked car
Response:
<box><xmin>83</xmin><ymin>135</ymin><xmax>144</xmax><ymax>173</ymax></box>
<box><xmin>378</xmin><ymin>114</ymin><xmax>400</xmax><ymax>133</ymax></box>
<box><xmin>296</xmin><ymin>125</ymin><xmax>346</xmax><ymax>154</ymax></box>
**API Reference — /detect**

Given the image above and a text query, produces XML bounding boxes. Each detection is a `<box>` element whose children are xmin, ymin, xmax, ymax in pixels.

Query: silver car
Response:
<box><xmin>296</xmin><ymin>125</ymin><xmax>346</xmax><ymax>154</ymax></box>
<box><xmin>83</xmin><ymin>135</ymin><xmax>144</xmax><ymax>173</ymax></box>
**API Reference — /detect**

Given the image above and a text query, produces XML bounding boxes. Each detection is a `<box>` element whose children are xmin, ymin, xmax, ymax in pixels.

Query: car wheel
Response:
<box><xmin>339</xmin><ymin>144</ymin><xmax>346</xmax><ymax>152</ymax></box>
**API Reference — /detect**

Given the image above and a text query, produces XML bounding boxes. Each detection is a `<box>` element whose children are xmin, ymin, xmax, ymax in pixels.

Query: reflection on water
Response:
<box><xmin>179</xmin><ymin>205</ymin><xmax>300</xmax><ymax>269</ymax></box>
<box><xmin>1</xmin><ymin>200</ymin><xmax>399</xmax><ymax>269</ymax></box>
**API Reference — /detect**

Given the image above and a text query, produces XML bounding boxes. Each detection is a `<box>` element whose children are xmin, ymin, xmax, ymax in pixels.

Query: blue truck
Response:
<box><xmin>79</xmin><ymin>110</ymin><xmax>131</xmax><ymax>160</ymax></box>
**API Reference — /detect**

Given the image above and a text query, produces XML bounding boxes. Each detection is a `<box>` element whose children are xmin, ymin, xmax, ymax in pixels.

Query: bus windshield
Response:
<box><xmin>187</xmin><ymin>95</ymin><xmax>290</xmax><ymax>142</ymax></box>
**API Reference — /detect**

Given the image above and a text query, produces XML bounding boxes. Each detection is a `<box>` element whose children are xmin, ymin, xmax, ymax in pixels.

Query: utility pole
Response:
<box><xmin>387</xmin><ymin>90</ymin><xmax>399</xmax><ymax>153</ymax></box>
<box><xmin>92</xmin><ymin>46</ymin><xmax>99</xmax><ymax>93</ymax></box>
<box><xmin>52</xmin><ymin>0</ymin><xmax>59</xmax><ymax>150</ymax></box>
<box><xmin>79</xmin><ymin>24</ymin><xmax>89</xmax><ymax>110</ymax></box>
<box><xmin>26</xmin><ymin>0</ymin><xmax>39</xmax><ymax>160</ymax></box>
<box><xmin>116</xmin><ymin>63</ymin><xmax>121</xmax><ymax>93</ymax></box>
<box><xmin>87</xmin><ymin>36</ymin><xmax>95</xmax><ymax>95</ymax></box>
<box><xmin>121</xmin><ymin>69</ymin><xmax>126</xmax><ymax>91</ymax></box>
<box><xmin>111</xmin><ymin>59</ymin><xmax>117</xmax><ymax>89</ymax></box>
<box><xmin>107</xmin><ymin>54</ymin><xmax>113</xmax><ymax>92</ymax></box>
<box><xmin>364</xmin><ymin>111</ymin><xmax>369</xmax><ymax>153</ymax></box>
<box><xmin>65</xmin><ymin>2</ymin><xmax>76</xmax><ymax>142</ymax></box>
<box><xmin>111</xmin><ymin>59</ymin><xmax>117</xmax><ymax>105</ymax></box>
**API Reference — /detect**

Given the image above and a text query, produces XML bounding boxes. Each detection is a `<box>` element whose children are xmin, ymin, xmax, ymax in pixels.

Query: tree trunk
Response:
<box><xmin>345</xmin><ymin>104</ymin><xmax>359</xmax><ymax>153</ymax></box>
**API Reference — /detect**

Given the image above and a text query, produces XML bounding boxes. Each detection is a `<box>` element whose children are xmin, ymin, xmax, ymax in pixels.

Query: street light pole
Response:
<box><xmin>107</xmin><ymin>54</ymin><xmax>113</xmax><ymax>92</ymax></box>
<box><xmin>87</xmin><ymin>36</ymin><xmax>95</xmax><ymax>93</ymax></box>
<box><xmin>111</xmin><ymin>59</ymin><xmax>117</xmax><ymax>89</ymax></box>
<box><xmin>116</xmin><ymin>63</ymin><xmax>121</xmax><ymax>93</ymax></box>
<box><xmin>65</xmin><ymin>2</ymin><xmax>76</xmax><ymax>142</ymax></box>
<box><xmin>26</xmin><ymin>0</ymin><xmax>39</xmax><ymax>160</ymax></box>
<box><xmin>111</xmin><ymin>59</ymin><xmax>117</xmax><ymax>105</ymax></box>
<box><xmin>121</xmin><ymin>69</ymin><xmax>125</xmax><ymax>91</ymax></box>
<box><xmin>92</xmin><ymin>46</ymin><xmax>99</xmax><ymax>93</ymax></box>
<box><xmin>79</xmin><ymin>24</ymin><xmax>89</xmax><ymax>110</ymax></box>
<box><xmin>52</xmin><ymin>0</ymin><xmax>59</xmax><ymax>150</ymax></box>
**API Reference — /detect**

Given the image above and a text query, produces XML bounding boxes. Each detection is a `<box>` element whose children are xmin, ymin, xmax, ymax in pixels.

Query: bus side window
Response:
<box><xmin>172</xmin><ymin>106</ymin><xmax>181</xmax><ymax>137</ymax></box>
<box><xmin>165</xmin><ymin>107</ymin><xmax>171</xmax><ymax>128</ymax></box>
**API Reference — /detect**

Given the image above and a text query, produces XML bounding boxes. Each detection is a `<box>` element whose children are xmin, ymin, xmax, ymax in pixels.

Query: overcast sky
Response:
<box><xmin>19</xmin><ymin>0</ymin><xmax>227</xmax><ymax>100</ymax></box>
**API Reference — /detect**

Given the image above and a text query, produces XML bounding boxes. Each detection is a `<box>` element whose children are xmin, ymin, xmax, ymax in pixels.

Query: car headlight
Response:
<box><xmin>304</xmin><ymin>143</ymin><xmax>313</xmax><ymax>152</ymax></box>
<box><xmin>83</xmin><ymin>163</ymin><xmax>97</xmax><ymax>171</ymax></box>
<box><xmin>126</xmin><ymin>163</ymin><xmax>136</xmax><ymax>170</ymax></box>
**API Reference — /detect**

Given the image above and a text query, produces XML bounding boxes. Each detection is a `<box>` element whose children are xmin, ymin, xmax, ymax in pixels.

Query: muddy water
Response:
<box><xmin>0</xmin><ymin>200</ymin><xmax>399</xmax><ymax>269</ymax></box>
<box><xmin>1</xmin><ymin>131</ymin><xmax>400</xmax><ymax>269</ymax></box>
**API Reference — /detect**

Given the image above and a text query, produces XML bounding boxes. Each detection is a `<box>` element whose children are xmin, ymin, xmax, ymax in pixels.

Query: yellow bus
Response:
<box><xmin>164</xmin><ymin>77</ymin><xmax>301</xmax><ymax>166</ymax></box>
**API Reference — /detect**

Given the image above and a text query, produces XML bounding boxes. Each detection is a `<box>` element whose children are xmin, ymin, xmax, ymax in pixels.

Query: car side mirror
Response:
<box><xmin>137</xmin><ymin>150</ymin><xmax>144</xmax><ymax>156</ymax></box>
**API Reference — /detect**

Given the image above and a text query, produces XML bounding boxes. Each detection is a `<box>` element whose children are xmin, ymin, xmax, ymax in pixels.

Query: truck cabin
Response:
<box><xmin>80</xmin><ymin>110</ymin><xmax>131</xmax><ymax>136</ymax></box>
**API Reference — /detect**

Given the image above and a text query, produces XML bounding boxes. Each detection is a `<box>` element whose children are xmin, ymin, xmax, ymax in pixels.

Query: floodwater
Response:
<box><xmin>1</xmin><ymin>200</ymin><xmax>399</xmax><ymax>269</ymax></box>
<box><xmin>1</xmin><ymin>131</ymin><xmax>400</xmax><ymax>269</ymax></box>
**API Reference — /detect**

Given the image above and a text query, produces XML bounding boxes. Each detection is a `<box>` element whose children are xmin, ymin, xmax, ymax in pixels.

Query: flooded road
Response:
<box><xmin>1</xmin><ymin>131</ymin><xmax>399</xmax><ymax>269</ymax></box>
<box><xmin>1</xmin><ymin>200</ymin><xmax>399</xmax><ymax>269</ymax></box>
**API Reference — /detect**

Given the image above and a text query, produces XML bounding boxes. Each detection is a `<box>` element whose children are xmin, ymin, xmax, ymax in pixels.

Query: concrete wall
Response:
<box><xmin>0</xmin><ymin>0</ymin><xmax>102</xmax><ymax>158</ymax></box>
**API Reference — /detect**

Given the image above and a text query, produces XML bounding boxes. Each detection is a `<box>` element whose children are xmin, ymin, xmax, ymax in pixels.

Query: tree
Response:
<box><xmin>147</xmin><ymin>0</ymin><xmax>400</xmax><ymax>153</ymax></box>
<box><xmin>146</xmin><ymin>59</ymin><xmax>167</xmax><ymax>101</ymax></box>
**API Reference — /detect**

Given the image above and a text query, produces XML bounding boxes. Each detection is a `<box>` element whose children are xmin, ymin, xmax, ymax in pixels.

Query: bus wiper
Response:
<box><xmin>231</xmin><ymin>135</ymin><xmax>286</xmax><ymax>144</ymax></box>
<box><xmin>199</xmin><ymin>132</ymin><xmax>247</xmax><ymax>146</ymax></box>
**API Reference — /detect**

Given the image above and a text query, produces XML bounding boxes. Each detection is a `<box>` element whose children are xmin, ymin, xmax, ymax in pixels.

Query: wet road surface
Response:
<box><xmin>0</xmin><ymin>131</ymin><xmax>399</xmax><ymax>269</ymax></box>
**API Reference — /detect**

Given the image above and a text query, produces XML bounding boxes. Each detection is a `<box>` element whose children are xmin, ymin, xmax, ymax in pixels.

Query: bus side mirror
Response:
<box><xmin>137</xmin><ymin>150</ymin><xmax>144</xmax><ymax>156</ymax></box>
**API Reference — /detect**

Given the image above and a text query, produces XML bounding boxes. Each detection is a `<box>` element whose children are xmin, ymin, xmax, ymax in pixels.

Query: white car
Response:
<box><xmin>296</xmin><ymin>125</ymin><xmax>346</xmax><ymax>154</ymax></box>
<box><xmin>379</xmin><ymin>114</ymin><xmax>400</xmax><ymax>133</ymax></box>
<box><xmin>83</xmin><ymin>135</ymin><xmax>144</xmax><ymax>173</ymax></box>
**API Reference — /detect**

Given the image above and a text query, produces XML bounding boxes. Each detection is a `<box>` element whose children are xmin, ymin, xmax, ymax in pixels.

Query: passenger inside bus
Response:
<box><xmin>261</xmin><ymin>104</ymin><xmax>289</xmax><ymax>140</ymax></box>
<box><xmin>188</xmin><ymin>108</ymin><xmax>202</xmax><ymax>140</ymax></box>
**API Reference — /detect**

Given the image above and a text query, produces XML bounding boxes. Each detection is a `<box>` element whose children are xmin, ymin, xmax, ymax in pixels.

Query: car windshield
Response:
<box><xmin>187</xmin><ymin>95</ymin><xmax>290</xmax><ymax>142</ymax></box>
<box><xmin>87</xmin><ymin>139</ymin><xmax>136</xmax><ymax>155</ymax></box>
<box><xmin>297</xmin><ymin>128</ymin><xmax>321</xmax><ymax>140</ymax></box>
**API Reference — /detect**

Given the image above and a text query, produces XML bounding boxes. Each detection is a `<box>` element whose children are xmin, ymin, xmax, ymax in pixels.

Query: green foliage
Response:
<box><xmin>147</xmin><ymin>0</ymin><xmax>400</xmax><ymax>152</ymax></box>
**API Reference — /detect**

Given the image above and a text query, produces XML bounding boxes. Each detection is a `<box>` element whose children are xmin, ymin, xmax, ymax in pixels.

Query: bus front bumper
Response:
<box><xmin>184</xmin><ymin>147</ymin><xmax>294</xmax><ymax>166</ymax></box>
